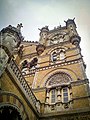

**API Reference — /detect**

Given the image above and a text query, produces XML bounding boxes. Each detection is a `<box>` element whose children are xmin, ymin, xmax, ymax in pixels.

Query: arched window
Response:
<box><xmin>51</xmin><ymin>52</ymin><xmax>57</xmax><ymax>62</ymax></box>
<box><xmin>46</xmin><ymin>72</ymin><xmax>71</xmax><ymax>86</ymax></box>
<box><xmin>30</xmin><ymin>57</ymin><xmax>38</xmax><ymax>69</ymax></box>
<box><xmin>21</xmin><ymin>60</ymin><xmax>28</xmax><ymax>70</ymax></box>
<box><xmin>45</xmin><ymin>72</ymin><xmax>71</xmax><ymax>104</ymax></box>
<box><xmin>20</xmin><ymin>60</ymin><xmax>29</xmax><ymax>75</ymax></box>
<box><xmin>60</xmin><ymin>50</ymin><xmax>65</xmax><ymax>60</ymax></box>
<box><xmin>50</xmin><ymin>49</ymin><xmax>65</xmax><ymax>63</ymax></box>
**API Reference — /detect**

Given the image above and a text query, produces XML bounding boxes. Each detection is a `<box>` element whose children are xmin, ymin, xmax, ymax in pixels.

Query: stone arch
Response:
<box><xmin>39</xmin><ymin>68</ymin><xmax>77</xmax><ymax>88</ymax></box>
<box><xmin>0</xmin><ymin>92</ymin><xmax>29</xmax><ymax>120</ymax></box>
<box><xmin>19</xmin><ymin>58</ymin><xmax>29</xmax><ymax>66</ymax></box>
<box><xmin>45</xmin><ymin>72</ymin><xmax>72</xmax><ymax>87</ymax></box>
<box><xmin>48</xmin><ymin>46</ymin><xmax>68</xmax><ymax>55</ymax></box>
<box><xmin>0</xmin><ymin>104</ymin><xmax>22</xmax><ymax>120</ymax></box>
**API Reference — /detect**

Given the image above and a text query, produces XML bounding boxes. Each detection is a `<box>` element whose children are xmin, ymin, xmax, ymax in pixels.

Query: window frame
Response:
<box><xmin>51</xmin><ymin>89</ymin><xmax>56</xmax><ymax>103</ymax></box>
<box><xmin>51</xmin><ymin>52</ymin><xmax>57</xmax><ymax>62</ymax></box>
<box><xmin>62</xmin><ymin>87</ymin><xmax>69</xmax><ymax>103</ymax></box>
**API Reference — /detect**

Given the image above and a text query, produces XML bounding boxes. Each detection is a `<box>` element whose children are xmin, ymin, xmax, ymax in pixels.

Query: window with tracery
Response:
<box><xmin>45</xmin><ymin>72</ymin><xmax>72</xmax><ymax>104</ymax></box>
<box><xmin>46</xmin><ymin>87</ymin><xmax>70</xmax><ymax>104</ymax></box>
<box><xmin>20</xmin><ymin>57</ymin><xmax>38</xmax><ymax>75</ymax></box>
<box><xmin>46</xmin><ymin>72</ymin><xmax>71</xmax><ymax>86</ymax></box>
<box><xmin>51</xmin><ymin>49</ymin><xmax>65</xmax><ymax>63</ymax></box>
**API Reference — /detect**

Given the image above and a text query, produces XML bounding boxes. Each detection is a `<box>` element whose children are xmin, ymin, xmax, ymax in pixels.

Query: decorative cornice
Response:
<box><xmin>71</xmin><ymin>79</ymin><xmax>89</xmax><ymax>86</ymax></box>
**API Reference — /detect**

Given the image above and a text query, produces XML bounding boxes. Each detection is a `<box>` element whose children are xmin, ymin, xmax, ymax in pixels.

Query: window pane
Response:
<box><xmin>63</xmin><ymin>87</ymin><xmax>68</xmax><ymax>103</ymax></box>
<box><xmin>52</xmin><ymin>89</ymin><xmax>55</xmax><ymax>94</ymax></box>
<box><xmin>60</xmin><ymin>52</ymin><xmax>65</xmax><ymax>60</ymax></box>
<box><xmin>52</xmin><ymin>52</ymin><xmax>57</xmax><ymax>61</ymax></box>
<box><xmin>63</xmin><ymin>87</ymin><xmax>67</xmax><ymax>92</ymax></box>
<box><xmin>51</xmin><ymin>89</ymin><xmax>55</xmax><ymax>103</ymax></box>
<box><xmin>51</xmin><ymin>98</ymin><xmax>55</xmax><ymax>103</ymax></box>
<box><xmin>64</xmin><ymin>97</ymin><xmax>68</xmax><ymax>102</ymax></box>
<box><xmin>63</xmin><ymin>92</ymin><xmax>68</xmax><ymax>96</ymax></box>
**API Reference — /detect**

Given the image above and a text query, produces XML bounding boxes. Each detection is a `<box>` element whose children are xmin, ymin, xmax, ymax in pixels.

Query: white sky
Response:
<box><xmin>0</xmin><ymin>0</ymin><xmax>90</xmax><ymax>82</ymax></box>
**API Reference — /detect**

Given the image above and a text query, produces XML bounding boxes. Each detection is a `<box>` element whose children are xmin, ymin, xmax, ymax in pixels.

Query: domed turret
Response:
<box><xmin>65</xmin><ymin>18</ymin><xmax>76</xmax><ymax>28</ymax></box>
<box><xmin>65</xmin><ymin>18</ymin><xmax>78</xmax><ymax>37</ymax></box>
<box><xmin>70</xmin><ymin>35</ymin><xmax>81</xmax><ymax>46</ymax></box>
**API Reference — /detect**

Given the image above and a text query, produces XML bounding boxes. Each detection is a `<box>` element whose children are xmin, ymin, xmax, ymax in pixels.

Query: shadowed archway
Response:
<box><xmin>0</xmin><ymin>106</ymin><xmax>22</xmax><ymax>120</ymax></box>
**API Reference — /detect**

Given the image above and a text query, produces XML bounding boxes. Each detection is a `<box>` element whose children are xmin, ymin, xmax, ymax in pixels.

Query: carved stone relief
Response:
<box><xmin>46</xmin><ymin>72</ymin><xmax>72</xmax><ymax>86</ymax></box>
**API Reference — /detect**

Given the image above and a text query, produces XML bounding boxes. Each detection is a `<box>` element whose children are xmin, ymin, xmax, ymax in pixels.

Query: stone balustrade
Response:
<box><xmin>9</xmin><ymin>59</ymin><xmax>40</xmax><ymax>112</ymax></box>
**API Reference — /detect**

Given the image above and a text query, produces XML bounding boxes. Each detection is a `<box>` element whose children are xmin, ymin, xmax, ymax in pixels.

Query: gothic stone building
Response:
<box><xmin>0</xmin><ymin>19</ymin><xmax>90</xmax><ymax>120</ymax></box>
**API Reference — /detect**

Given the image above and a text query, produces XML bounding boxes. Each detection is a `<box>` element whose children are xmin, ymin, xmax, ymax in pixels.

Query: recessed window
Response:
<box><xmin>51</xmin><ymin>52</ymin><xmax>57</xmax><ymax>62</ymax></box>
<box><xmin>60</xmin><ymin>50</ymin><xmax>65</xmax><ymax>60</ymax></box>
<box><xmin>63</xmin><ymin>87</ymin><xmax>69</xmax><ymax>103</ymax></box>
<box><xmin>51</xmin><ymin>49</ymin><xmax>65</xmax><ymax>63</ymax></box>
<box><xmin>21</xmin><ymin>60</ymin><xmax>28</xmax><ymax>70</ymax></box>
<box><xmin>51</xmin><ymin>89</ymin><xmax>56</xmax><ymax>103</ymax></box>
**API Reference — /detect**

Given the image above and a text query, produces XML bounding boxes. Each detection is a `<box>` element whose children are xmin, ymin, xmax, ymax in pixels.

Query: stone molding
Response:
<box><xmin>24</xmin><ymin>58</ymin><xmax>83</xmax><ymax>76</ymax></box>
<box><xmin>45</xmin><ymin>72</ymin><xmax>72</xmax><ymax>86</ymax></box>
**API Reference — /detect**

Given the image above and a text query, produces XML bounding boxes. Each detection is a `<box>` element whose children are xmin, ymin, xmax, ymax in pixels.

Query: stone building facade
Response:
<box><xmin>0</xmin><ymin>19</ymin><xmax>90</xmax><ymax>120</ymax></box>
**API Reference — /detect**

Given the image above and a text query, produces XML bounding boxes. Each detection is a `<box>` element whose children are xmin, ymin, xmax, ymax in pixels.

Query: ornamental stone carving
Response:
<box><xmin>45</xmin><ymin>72</ymin><xmax>72</xmax><ymax>86</ymax></box>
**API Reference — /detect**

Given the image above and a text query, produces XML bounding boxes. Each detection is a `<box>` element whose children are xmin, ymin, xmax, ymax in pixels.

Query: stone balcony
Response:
<box><xmin>8</xmin><ymin>59</ymin><xmax>41</xmax><ymax>113</ymax></box>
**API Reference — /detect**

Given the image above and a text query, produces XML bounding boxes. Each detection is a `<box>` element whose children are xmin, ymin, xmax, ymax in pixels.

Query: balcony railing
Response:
<box><xmin>9</xmin><ymin>59</ymin><xmax>40</xmax><ymax>112</ymax></box>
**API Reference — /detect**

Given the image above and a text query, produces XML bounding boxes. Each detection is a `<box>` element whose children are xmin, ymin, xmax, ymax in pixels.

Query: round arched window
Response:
<box><xmin>45</xmin><ymin>72</ymin><xmax>72</xmax><ymax>86</ymax></box>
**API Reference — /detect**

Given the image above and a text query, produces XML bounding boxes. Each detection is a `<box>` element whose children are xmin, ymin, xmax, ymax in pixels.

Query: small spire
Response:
<box><xmin>17</xmin><ymin>23</ymin><xmax>23</xmax><ymax>31</ymax></box>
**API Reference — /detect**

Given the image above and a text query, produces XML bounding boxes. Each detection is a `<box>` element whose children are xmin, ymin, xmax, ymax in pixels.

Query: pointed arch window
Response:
<box><xmin>21</xmin><ymin>60</ymin><xmax>28</xmax><ymax>70</ymax></box>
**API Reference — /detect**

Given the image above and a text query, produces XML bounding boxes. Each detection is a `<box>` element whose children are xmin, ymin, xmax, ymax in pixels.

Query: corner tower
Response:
<box><xmin>32</xmin><ymin>19</ymin><xmax>90</xmax><ymax>116</ymax></box>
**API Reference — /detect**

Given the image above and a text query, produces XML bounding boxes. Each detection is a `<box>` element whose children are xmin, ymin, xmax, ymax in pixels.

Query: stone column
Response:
<box><xmin>57</xmin><ymin>87</ymin><xmax>61</xmax><ymax>102</ymax></box>
<box><xmin>46</xmin><ymin>89</ymin><xmax>50</xmax><ymax>103</ymax></box>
